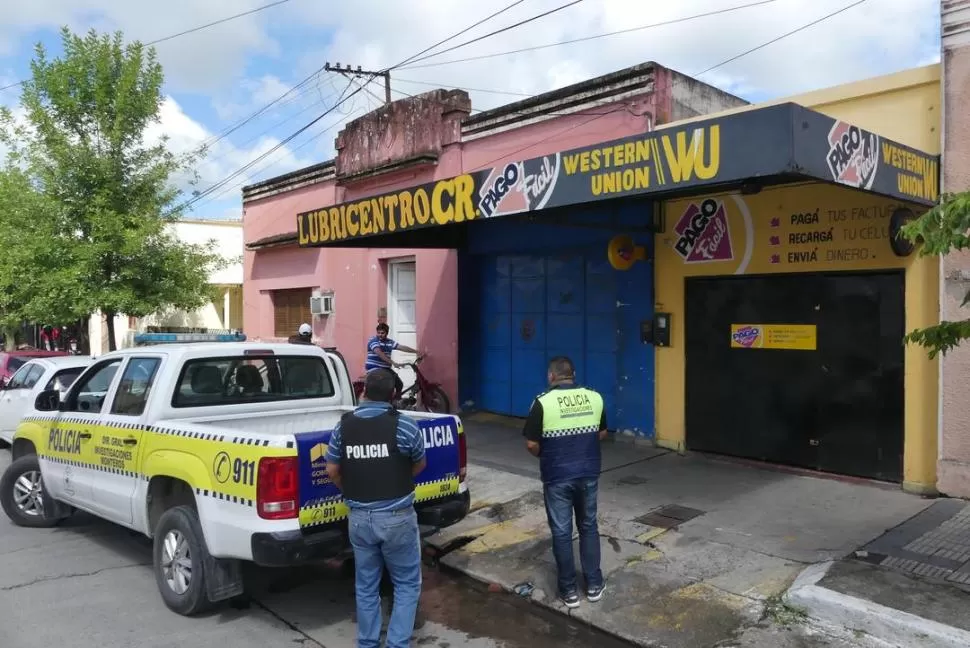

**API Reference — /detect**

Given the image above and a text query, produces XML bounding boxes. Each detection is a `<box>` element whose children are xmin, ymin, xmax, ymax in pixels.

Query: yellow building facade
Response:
<box><xmin>653</xmin><ymin>65</ymin><xmax>942</xmax><ymax>493</ymax></box>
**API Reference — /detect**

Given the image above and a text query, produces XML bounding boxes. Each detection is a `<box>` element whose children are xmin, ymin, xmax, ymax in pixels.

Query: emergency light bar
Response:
<box><xmin>133</xmin><ymin>332</ymin><xmax>247</xmax><ymax>345</ymax></box>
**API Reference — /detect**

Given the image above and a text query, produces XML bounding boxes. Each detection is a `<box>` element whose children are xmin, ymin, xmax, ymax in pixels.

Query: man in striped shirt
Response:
<box><xmin>365</xmin><ymin>322</ymin><xmax>419</xmax><ymax>398</ymax></box>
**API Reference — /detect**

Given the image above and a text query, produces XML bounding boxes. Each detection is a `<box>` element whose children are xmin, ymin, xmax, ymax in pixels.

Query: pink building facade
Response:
<box><xmin>939</xmin><ymin>0</ymin><xmax>970</xmax><ymax>497</ymax></box>
<box><xmin>241</xmin><ymin>63</ymin><xmax>746</xmax><ymax>406</ymax></box>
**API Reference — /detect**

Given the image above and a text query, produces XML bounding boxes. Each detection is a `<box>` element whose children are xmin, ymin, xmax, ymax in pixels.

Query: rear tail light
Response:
<box><xmin>458</xmin><ymin>426</ymin><xmax>467</xmax><ymax>482</ymax></box>
<box><xmin>257</xmin><ymin>456</ymin><xmax>299</xmax><ymax>520</ymax></box>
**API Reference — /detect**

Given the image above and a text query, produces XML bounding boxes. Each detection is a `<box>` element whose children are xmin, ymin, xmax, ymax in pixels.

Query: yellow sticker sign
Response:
<box><xmin>730</xmin><ymin>324</ymin><xmax>817</xmax><ymax>351</ymax></box>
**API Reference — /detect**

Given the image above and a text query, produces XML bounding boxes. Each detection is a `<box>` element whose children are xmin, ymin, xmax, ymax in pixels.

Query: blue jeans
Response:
<box><xmin>349</xmin><ymin>507</ymin><xmax>422</xmax><ymax>648</ymax></box>
<box><xmin>543</xmin><ymin>478</ymin><xmax>603</xmax><ymax>597</ymax></box>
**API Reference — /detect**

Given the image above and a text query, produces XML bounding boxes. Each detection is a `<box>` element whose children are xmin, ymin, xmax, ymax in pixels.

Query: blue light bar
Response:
<box><xmin>133</xmin><ymin>332</ymin><xmax>248</xmax><ymax>345</ymax></box>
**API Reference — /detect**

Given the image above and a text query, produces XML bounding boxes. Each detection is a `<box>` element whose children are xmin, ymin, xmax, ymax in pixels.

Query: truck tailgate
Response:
<box><xmin>296</xmin><ymin>415</ymin><xmax>462</xmax><ymax>530</ymax></box>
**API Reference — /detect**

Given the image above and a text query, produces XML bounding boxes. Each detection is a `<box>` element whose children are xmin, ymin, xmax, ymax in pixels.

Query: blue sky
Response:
<box><xmin>0</xmin><ymin>0</ymin><xmax>942</xmax><ymax>222</ymax></box>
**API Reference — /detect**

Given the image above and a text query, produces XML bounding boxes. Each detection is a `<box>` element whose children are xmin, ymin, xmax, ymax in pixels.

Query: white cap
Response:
<box><xmin>298</xmin><ymin>323</ymin><xmax>312</xmax><ymax>335</ymax></box>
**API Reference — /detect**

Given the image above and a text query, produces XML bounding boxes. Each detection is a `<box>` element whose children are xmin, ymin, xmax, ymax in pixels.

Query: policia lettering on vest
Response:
<box><xmin>324</xmin><ymin>369</ymin><xmax>427</xmax><ymax>648</ymax></box>
<box><xmin>522</xmin><ymin>356</ymin><xmax>608</xmax><ymax>609</ymax></box>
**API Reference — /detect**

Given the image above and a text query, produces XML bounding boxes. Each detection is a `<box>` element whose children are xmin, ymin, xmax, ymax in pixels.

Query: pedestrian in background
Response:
<box><xmin>326</xmin><ymin>368</ymin><xmax>426</xmax><ymax>648</ymax></box>
<box><xmin>522</xmin><ymin>355</ymin><xmax>608</xmax><ymax>608</ymax></box>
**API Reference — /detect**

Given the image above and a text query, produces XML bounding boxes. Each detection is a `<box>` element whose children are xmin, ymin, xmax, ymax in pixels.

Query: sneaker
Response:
<box><xmin>587</xmin><ymin>584</ymin><xmax>605</xmax><ymax>602</ymax></box>
<box><xmin>559</xmin><ymin>591</ymin><xmax>581</xmax><ymax>608</ymax></box>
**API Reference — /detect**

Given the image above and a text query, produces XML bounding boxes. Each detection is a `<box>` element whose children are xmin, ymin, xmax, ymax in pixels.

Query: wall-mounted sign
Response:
<box><xmin>660</xmin><ymin>184</ymin><xmax>924</xmax><ymax>277</ymax></box>
<box><xmin>730</xmin><ymin>324</ymin><xmax>817</xmax><ymax>351</ymax></box>
<box><xmin>297</xmin><ymin>103</ymin><xmax>939</xmax><ymax>247</ymax></box>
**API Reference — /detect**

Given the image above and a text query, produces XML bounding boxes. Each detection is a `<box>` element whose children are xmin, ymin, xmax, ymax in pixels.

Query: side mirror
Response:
<box><xmin>34</xmin><ymin>389</ymin><xmax>60</xmax><ymax>411</ymax></box>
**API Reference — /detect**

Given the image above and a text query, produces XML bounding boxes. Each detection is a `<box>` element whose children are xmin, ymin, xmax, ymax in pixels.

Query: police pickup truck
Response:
<box><xmin>0</xmin><ymin>339</ymin><xmax>469</xmax><ymax>615</ymax></box>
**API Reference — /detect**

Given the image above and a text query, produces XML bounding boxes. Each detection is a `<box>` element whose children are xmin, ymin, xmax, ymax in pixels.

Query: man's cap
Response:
<box><xmin>298</xmin><ymin>323</ymin><xmax>312</xmax><ymax>335</ymax></box>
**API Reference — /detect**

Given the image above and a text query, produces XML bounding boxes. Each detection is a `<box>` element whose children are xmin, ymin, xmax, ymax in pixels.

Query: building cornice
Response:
<box><xmin>943</xmin><ymin>0</ymin><xmax>970</xmax><ymax>49</ymax></box>
<box><xmin>242</xmin><ymin>161</ymin><xmax>335</xmax><ymax>205</ymax></box>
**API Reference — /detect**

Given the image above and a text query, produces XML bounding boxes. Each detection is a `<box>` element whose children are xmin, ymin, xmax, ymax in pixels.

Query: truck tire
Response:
<box><xmin>153</xmin><ymin>505</ymin><xmax>212</xmax><ymax>616</ymax></box>
<box><xmin>0</xmin><ymin>455</ymin><xmax>62</xmax><ymax>528</ymax></box>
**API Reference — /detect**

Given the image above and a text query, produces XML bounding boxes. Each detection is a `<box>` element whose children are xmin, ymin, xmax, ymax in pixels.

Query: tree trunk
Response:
<box><xmin>105</xmin><ymin>310</ymin><xmax>117</xmax><ymax>352</ymax></box>
<box><xmin>2</xmin><ymin>325</ymin><xmax>18</xmax><ymax>351</ymax></box>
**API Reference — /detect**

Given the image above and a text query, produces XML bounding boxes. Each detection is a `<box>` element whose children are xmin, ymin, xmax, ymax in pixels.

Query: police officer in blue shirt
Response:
<box><xmin>326</xmin><ymin>369</ymin><xmax>427</xmax><ymax>648</ymax></box>
<box><xmin>523</xmin><ymin>355</ymin><xmax>608</xmax><ymax>608</ymax></box>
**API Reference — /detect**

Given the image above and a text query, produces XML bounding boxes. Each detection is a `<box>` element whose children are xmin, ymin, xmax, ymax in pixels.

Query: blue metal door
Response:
<box><xmin>477</xmin><ymin>251</ymin><xmax>618</xmax><ymax>417</ymax></box>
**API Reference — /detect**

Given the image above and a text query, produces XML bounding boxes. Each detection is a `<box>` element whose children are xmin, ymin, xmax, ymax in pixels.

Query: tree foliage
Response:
<box><xmin>901</xmin><ymin>191</ymin><xmax>970</xmax><ymax>359</ymax></box>
<box><xmin>0</xmin><ymin>27</ymin><xmax>227</xmax><ymax>350</ymax></box>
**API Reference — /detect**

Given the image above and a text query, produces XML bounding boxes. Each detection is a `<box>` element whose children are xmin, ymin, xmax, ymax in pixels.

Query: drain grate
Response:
<box><xmin>633</xmin><ymin>504</ymin><xmax>705</xmax><ymax>529</ymax></box>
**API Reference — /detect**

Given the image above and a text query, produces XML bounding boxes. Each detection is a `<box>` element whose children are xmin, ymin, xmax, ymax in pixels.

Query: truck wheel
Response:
<box><xmin>0</xmin><ymin>455</ymin><xmax>62</xmax><ymax>528</ymax></box>
<box><xmin>153</xmin><ymin>505</ymin><xmax>212</xmax><ymax>616</ymax></box>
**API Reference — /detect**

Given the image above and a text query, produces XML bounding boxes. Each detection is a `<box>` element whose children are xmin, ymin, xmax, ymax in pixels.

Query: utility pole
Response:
<box><xmin>324</xmin><ymin>62</ymin><xmax>391</xmax><ymax>104</ymax></box>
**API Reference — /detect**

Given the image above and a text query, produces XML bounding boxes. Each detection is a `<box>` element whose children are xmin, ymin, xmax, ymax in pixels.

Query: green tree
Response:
<box><xmin>0</xmin><ymin>27</ymin><xmax>226</xmax><ymax>351</ymax></box>
<box><xmin>901</xmin><ymin>191</ymin><xmax>970</xmax><ymax>358</ymax></box>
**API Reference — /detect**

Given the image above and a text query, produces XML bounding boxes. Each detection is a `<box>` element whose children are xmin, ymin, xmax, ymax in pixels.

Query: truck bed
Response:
<box><xmin>153</xmin><ymin>405</ymin><xmax>465</xmax><ymax>532</ymax></box>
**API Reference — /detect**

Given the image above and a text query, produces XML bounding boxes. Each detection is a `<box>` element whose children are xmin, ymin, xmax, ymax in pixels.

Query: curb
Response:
<box><xmin>785</xmin><ymin>562</ymin><xmax>970</xmax><ymax>648</ymax></box>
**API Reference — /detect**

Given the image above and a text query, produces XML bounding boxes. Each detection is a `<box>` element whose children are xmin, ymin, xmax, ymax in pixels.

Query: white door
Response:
<box><xmin>388</xmin><ymin>260</ymin><xmax>417</xmax><ymax>388</ymax></box>
<box><xmin>94</xmin><ymin>355</ymin><xmax>161</xmax><ymax>526</ymax></box>
<box><xmin>0</xmin><ymin>363</ymin><xmax>46</xmax><ymax>443</ymax></box>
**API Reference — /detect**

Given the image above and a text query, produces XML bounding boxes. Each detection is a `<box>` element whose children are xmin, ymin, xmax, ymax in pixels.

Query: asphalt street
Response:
<box><xmin>0</xmin><ymin>450</ymin><xmax>633</xmax><ymax>648</ymax></box>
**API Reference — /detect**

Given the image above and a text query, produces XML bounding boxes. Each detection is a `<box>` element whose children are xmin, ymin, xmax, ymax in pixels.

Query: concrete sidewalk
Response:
<box><xmin>786</xmin><ymin>500</ymin><xmax>970</xmax><ymax>648</ymax></box>
<box><xmin>432</xmin><ymin>414</ymin><xmax>937</xmax><ymax>647</ymax></box>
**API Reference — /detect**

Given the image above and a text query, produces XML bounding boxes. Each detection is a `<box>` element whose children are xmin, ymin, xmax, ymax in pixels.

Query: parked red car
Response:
<box><xmin>0</xmin><ymin>351</ymin><xmax>69</xmax><ymax>388</ymax></box>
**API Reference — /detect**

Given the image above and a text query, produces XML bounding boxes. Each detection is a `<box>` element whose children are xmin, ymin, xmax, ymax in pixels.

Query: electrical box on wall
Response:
<box><xmin>310</xmin><ymin>291</ymin><xmax>334</xmax><ymax>316</ymax></box>
<box><xmin>654</xmin><ymin>312</ymin><xmax>671</xmax><ymax>347</ymax></box>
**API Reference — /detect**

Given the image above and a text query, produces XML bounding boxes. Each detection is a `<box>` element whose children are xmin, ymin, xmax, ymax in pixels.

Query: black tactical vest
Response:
<box><xmin>339</xmin><ymin>409</ymin><xmax>414</xmax><ymax>503</ymax></box>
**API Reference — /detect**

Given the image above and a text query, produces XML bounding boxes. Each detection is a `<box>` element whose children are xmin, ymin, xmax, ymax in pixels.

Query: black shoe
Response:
<box><xmin>559</xmin><ymin>591</ymin><xmax>580</xmax><ymax>608</ymax></box>
<box><xmin>587</xmin><ymin>583</ymin><xmax>605</xmax><ymax>602</ymax></box>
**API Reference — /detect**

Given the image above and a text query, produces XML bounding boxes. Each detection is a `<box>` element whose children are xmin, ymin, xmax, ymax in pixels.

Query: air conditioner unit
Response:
<box><xmin>310</xmin><ymin>292</ymin><xmax>334</xmax><ymax>316</ymax></box>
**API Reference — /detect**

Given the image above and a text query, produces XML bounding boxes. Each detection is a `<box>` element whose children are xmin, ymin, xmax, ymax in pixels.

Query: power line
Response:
<box><xmin>394</xmin><ymin>77</ymin><xmax>533</xmax><ymax>97</ymax></box>
<box><xmin>390</xmin><ymin>0</ymin><xmax>530</xmax><ymax>70</ymax></box>
<box><xmin>402</xmin><ymin>0</ymin><xmax>587</xmax><ymax>67</ymax></box>
<box><xmin>401</xmin><ymin>0</ymin><xmax>781</xmax><ymax>70</ymax></box>
<box><xmin>693</xmin><ymin>0</ymin><xmax>868</xmax><ymax>77</ymax></box>
<box><xmin>0</xmin><ymin>0</ymin><xmax>297</xmax><ymax>93</ymax></box>
<box><xmin>466</xmin><ymin>0</ymin><xmax>870</xmax><ymax>174</ymax></box>
<box><xmin>181</xmin><ymin>0</ymin><xmax>554</xmax><ymax>211</ymax></box>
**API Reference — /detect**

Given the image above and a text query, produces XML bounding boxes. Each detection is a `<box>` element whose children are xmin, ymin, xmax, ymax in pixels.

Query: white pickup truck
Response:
<box><xmin>0</xmin><ymin>342</ymin><xmax>469</xmax><ymax>615</ymax></box>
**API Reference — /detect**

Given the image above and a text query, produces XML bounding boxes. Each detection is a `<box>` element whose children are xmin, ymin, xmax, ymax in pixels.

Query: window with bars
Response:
<box><xmin>273</xmin><ymin>288</ymin><xmax>312</xmax><ymax>338</ymax></box>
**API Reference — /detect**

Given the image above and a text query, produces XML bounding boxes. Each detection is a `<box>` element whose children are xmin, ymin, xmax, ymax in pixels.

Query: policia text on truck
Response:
<box><xmin>0</xmin><ymin>338</ymin><xmax>469</xmax><ymax>616</ymax></box>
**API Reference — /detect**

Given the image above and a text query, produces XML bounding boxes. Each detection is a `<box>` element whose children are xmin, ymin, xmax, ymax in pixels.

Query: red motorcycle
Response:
<box><xmin>353</xmin><ymin>356</ymin><xmax>451</xmax><ymax>414</ymax></box>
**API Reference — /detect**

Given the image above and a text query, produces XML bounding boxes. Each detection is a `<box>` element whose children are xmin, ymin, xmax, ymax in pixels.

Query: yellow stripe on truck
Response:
<box><xmin>18</xmin><ymin>416</ymin><xmax>295</xmax><ymax>509</ymax></box>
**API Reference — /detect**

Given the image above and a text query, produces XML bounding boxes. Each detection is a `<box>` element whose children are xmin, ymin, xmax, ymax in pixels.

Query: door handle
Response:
<box><xmin>123</xmin><ymin>437</ymin><xmax>138</xmax><ymax>445</ymax></box>
<box><xmin>78</xmin><ymin>432</ymin><xmax>92</xmax><ymax>440</ymax></box>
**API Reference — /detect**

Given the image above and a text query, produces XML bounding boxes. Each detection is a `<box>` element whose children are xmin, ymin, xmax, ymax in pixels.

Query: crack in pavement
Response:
<box><xmin>0</xmin><ymin>563</ymin><xmax>150</xmax><ymax>591</ymax></box>
<box><xmin>250</xmin><ymin>598</ymin><xmax>327</xmax><ymax>648</ymax></box>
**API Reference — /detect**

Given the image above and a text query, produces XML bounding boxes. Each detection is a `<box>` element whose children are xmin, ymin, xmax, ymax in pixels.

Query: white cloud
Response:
<box><xmin>287</xmin><ymin>0</ymin><xmax>940</xmax><ymax>105</ymax></box>
<box><xmin>0</xmin><ymin>0</ymin><xmax>278</xmax><ymax>91</ymax></box>
<box><xmin>0</xmin><ymin>0</ymin><xmax>944</xmax><ymax>218</ymax></box>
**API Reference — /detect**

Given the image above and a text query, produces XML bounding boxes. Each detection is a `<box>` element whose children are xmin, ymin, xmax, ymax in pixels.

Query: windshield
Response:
<box><xmin>7</xmin><ymin>357</ymin><xmax>26</xmax><ymax>374</ymax></box>
<box><xmin>172</xmin><ymin>354</ymin><xmax>335</xmax><ymax>408</ymax></box>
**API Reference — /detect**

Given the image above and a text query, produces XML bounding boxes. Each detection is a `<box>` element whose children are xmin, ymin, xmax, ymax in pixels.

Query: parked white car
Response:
<box><xmin>0</xmin><ymin>356</ymin><xmax>92</xmax><ymax>445</ymax></box>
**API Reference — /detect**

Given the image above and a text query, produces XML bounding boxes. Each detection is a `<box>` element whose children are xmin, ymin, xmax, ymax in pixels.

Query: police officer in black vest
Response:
<box><xmin>326</xmin><ymin>368</ymin><xmax>427</xmax><ymax>648</ymax></box>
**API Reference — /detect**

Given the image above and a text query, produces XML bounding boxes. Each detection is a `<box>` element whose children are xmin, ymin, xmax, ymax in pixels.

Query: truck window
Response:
<box><xmin>110</xmin><ymin>357</ymin><xmax>161</xmax><ymax>416</ymax></box>
<box><xmin>63</xmin><ymin>359</ymin><xmax>122</xmax><ymax>414</ymax></box>
<box><xmin>171</xmin><ymin>355</ymin><xmax>336</xmax><ymax>408</ymax></box>
<box><xmin>44</xmin><ymin>368</ymin><xmax>83</xmax><ymax>393</ymax></box>
<box><xmin>6</xmin><ymin>363</ymin><xmax>40</xmax><ymax>390</ymax></box>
